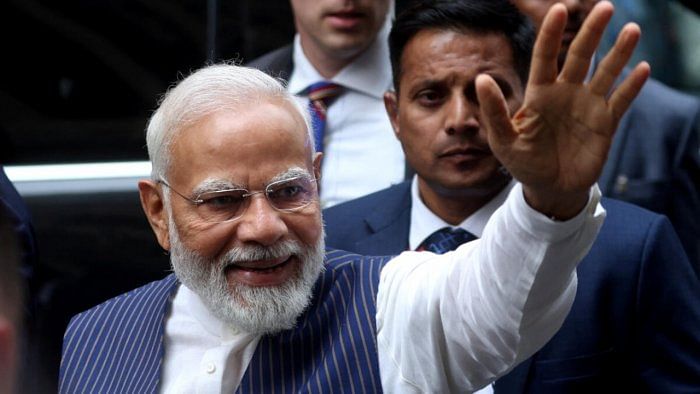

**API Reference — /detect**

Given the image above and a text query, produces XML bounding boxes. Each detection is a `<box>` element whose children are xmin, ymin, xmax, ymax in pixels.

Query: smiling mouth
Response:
<box><xmin>228</xmin><ymin>256</ymin><xmax>293</xmax><ymax>273</ymax></box>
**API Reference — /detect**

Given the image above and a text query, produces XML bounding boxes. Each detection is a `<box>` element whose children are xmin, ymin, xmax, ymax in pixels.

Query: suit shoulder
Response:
<box><xmin>60</xmin><ymin>275</ymin><xmax>177</xmax><ymax>393</ymax></box>
<box><xmin>324</xmin><ymin>182</ymin><xmax>410</xmax><ymax>225</ymax></box>
<box><xmin>322</xmin><ymin>248</ymin><xmax>393</xmax><ymax>279</ymax></box>
<box><xmin>593</xmin><ymin>197</ymin><xmax>682</xmax><ymax>258</ymax></box>
<box><xmin>323</xmin><ymin>182</ymin><xmax>411</xmax><ymax>247</ymax></box>
<box><xmin>633</xmin><ymin>76</ymin><xmax>700</xmax><ymax>116</ymax></box>
<box><xmin>324</xmin><ymin>248</ymin><xmax>392</xmax><ymax>267</ymax></box>
<box><xmin>246</xmin><ymin>44</ymin><xmax>293</xmax><ymax>80</ymax></box>
<box><xmin>600</xmin><ymin>197</ymin><xmax>668</xmax><ymax>231</ymax></box>
<box><xmin>580</xmin><ymin>198</ymin><xmax>692</xmax><ymax>286</ymax></box>
<box><xmin>67</xmin><ymin>275</ymin><xmax>177</xmax><ymax>331</ymax></box>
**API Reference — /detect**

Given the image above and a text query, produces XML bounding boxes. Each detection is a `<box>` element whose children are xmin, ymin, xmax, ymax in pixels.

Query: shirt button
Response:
<box><xmin>205</xmin><ymin>362</ymin><xmax>216</xmax><ymax>374</ymax></box>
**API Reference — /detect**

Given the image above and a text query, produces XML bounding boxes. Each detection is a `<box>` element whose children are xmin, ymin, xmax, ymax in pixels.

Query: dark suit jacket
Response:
<box><xmin>324</xmin><ymin>181</ymin><xmax>700</xmax><ymax>392</ymax></box>
<box><xmin>246</xmin><ymin>44</ymin><xmax>293</xmax><ymax>82</ymax></box>
<box><xmin>250</xmin><ymin>44</ymin><xmax>700</xmax><ymax>267</ymax></box>
<box><xmin>599</xmin><ymin>72</ymin><xmax>700</xmax><ymax>267</ymax></box>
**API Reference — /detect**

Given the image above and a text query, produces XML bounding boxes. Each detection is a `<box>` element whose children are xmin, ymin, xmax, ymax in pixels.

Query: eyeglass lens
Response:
<box><xmin>195</xmin><ymin>176</ymin><xmax>316</xmax><ymax>222</ymax></box>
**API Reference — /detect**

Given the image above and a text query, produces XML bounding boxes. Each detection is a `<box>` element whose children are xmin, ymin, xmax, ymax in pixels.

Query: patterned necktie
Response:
<box><xmin>416</xmin><ymin>227</ymin><xmax>477</xmax><ymax>254</ymax></box>
<box><xmin>306</xmin><ymin>81</ymin><xmax>343</xmax><ymax>153</ymax></box>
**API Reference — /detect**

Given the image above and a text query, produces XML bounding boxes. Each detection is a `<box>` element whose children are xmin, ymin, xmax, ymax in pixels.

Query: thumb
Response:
<box><xmin>476</xmin><ymin>74</ymin><xmax>515</xmax><ymax>148</ymax></box>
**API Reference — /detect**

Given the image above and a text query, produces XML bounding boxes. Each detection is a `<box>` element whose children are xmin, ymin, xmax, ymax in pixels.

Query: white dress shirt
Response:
<box><xmin>161</xmin><ymin>183</ymin><xmax>604</xmax><ymax>393</ymax></box>
<box><xmin>287</xmin><ymin>22</ymin><xmax>406</xmax><ymax>208</ymax></box>
<box><xmin>409</xmin><ymin>177</ymin><xmax>514</xmax><ymax>394</ymax></box>
<box><xmin>409</xmin><ymin>176</ymin><xmax>517</xmax><ymax>250</ymax></box>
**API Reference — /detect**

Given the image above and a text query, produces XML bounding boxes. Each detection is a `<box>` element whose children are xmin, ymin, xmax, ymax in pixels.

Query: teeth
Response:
<box><xmin>230</xmin><ymin>257</ymin><xmax>290</xmax><ymax>271</ymax></box>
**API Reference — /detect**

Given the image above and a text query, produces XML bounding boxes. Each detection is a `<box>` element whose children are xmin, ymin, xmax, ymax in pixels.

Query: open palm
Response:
<box><xmin>476</xmin><ymin>2</ymin><xmax>649</xmax><ymax>217</ymax></box>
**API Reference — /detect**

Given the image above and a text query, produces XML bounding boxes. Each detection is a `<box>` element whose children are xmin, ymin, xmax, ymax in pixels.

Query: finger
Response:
<box><xmin>559</xmin><ymin>1</ymin><xmax>614</xmax><ymax>83</ymax></box>
<box><xmin>609</xmin><ymin>61</ymin><xmax>650</xmax><ymax>123</ymax></box>
<box><xmin>476</xmin><ymin>74</ymin><xmax>516</xmax><ymax>146</ymax></box>
<box><xmin>528</xmin><ymin>3</ymin><xmax>567</xmax><ymax>86</ymax></box>
<box><xmin>589</xmin><ymin>23</ymin><xmax>641</xmax><ymax>96</ymax></box>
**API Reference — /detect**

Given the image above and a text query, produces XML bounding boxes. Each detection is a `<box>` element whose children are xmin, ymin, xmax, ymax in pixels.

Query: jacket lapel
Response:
<box><xmin>354</xmin><ymin>182</ymin><xmax>412</xmax><ymax>255</ymax></box>
<box><xmin>130</xmin><ymin>274</ymin><xmax>180</xmax><ymax>392</ymax></box>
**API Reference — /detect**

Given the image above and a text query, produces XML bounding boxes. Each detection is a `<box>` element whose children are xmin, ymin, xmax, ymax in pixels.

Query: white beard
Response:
<box><xmin>168</xmin><ymin>223</ymin><xmax>325</xmax><ymax>335</ymax></box>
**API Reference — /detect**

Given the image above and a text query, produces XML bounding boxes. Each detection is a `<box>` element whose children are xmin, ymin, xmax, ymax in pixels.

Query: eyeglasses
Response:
<box><xmin>158</xmin><ymin>175</ymin><xmax>318</xmax><ymax>223</ymax></box>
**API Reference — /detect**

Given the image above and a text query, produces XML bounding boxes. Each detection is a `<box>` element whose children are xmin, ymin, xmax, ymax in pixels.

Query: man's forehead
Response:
<box><xmin>167</xmin><ymin>99</ymin><xmax>313</xmax><ymax>189</ymax></box>
<box><xmin>172</xmin><ymin>99</ymin><xmax>310</xmax><ymax>150</ymax></box>
<box><xmin>400</xmin><ymin>30</ymin><xmax>517</xmax><ymax>83</ymax></box>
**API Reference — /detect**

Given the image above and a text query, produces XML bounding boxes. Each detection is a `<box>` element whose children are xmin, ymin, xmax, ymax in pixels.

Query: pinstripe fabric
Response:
<box><xmin>59</xmin><ymin>250</ymin><xmax>390</xmax><ymax>393</ymax></box>
<box><xmin>59</xmin><ymin>274</ymin><xmax>178</xmax><ymax>394</ymax></box>
<box><xmin>237</xmin><ymin>249</ymin><xmax>389</xmax><ymax>394</ymax></box>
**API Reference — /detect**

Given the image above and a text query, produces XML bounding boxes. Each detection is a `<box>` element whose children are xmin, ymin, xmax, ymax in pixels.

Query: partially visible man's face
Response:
<box><xmin>386</xmin><ymin>29</ymin><xmax>523</xmax><ymax>199</ymax></box>
<box><xmin>162</xmin><ymin>99</ymin><xmax>325</xmax><ymax>334</ymax></box>
<box><xmin>512</xmin><ymin>0</ymin><xmax>597</xmax><ymax>66</ymax></box>
<box><xmin>291</xmin><ymin>0</ymin><xmax>390</xmax><ymax>62</ymax></box>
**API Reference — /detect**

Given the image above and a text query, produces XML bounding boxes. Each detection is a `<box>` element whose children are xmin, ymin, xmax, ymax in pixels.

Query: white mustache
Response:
<box><xmin>222</xmin><ymin>240</ymin><xmax>304</xmax><ymax>267</ymax></box>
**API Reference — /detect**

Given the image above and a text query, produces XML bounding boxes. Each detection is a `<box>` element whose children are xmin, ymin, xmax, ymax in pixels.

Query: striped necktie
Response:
<box><xmin>416</xmin><ymin>227</ymin><xmax>477</xmax><ymax>254</ymax></box>
<box><xmin>306</xmin><ymin>81</ymin><xmax>343</xmax><ymax>153</ymax></box>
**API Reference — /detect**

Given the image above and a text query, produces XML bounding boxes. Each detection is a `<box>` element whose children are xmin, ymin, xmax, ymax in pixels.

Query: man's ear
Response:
<box><xmin>313</xmin><ymin>152</ymin><xmax>323</xmax><ymax>176</ymax></box>
<box><xmin>383</xmin><ymin>90</ymin><xmax>400</xmax><ymax>138</ymax></box>
<box><xmin>138</xmin><ymin>180</ymin><xmax>171</xmax><ymax>251</ymax></box>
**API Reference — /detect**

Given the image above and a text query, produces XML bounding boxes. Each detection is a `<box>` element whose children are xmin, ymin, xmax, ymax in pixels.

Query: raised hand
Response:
<box><xmin>476</xmin><ymin>1</ymin><xmax>649</xmax><ymax>219</ymax></box>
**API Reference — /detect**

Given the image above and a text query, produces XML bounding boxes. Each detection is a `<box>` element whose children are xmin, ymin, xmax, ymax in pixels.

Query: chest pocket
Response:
<box><xmin>607</xmin><ymin>176</ymin><xmax>668</xmax><ymax>213</ymax></box>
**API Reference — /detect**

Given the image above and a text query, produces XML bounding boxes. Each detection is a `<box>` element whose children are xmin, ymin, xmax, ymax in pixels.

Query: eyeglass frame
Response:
<box><xmin>156</xmin><ymin>174</ymin><xmax>320</xmax><ymax>222</ymax></box>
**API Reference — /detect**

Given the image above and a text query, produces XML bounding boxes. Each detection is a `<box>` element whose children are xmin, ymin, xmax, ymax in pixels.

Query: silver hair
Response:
<box><xmin>145</xmin><ymin>63</ymin><xmax>314</xmax><ymax>180</ymax></box>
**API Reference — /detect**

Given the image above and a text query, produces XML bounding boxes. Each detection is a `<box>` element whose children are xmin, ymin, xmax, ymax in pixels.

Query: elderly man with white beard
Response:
<box><xmin>58</xmin><ymin>3</ymin><xmax>649</xmax><ymax>392</ymax></box>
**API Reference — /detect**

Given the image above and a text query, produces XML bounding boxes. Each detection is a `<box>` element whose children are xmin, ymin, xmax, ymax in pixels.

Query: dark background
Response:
<box><xmin>0</xmin><ymin>0</ymin><xmax>696</xmax><ymax>392</ymax></box>
<box><xmin>1</xmin><ymin>0</ymin><xmax>297</xmax><ymax>165</ymax></box>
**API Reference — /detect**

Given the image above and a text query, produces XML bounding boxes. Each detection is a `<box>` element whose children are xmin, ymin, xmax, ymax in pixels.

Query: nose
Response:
<box><xmin>444</xmin><ymin>93</ymin><xmax>479</xmax><ymax>135</ymax></box>
<box><xmin>235</xmin><ymin>193</ymin><xmax>288</xmax><ymax>246</ymax></box>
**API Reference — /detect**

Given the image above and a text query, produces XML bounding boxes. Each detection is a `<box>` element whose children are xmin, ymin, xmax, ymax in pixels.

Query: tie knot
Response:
<box><xmin>307</xmin><ymin>81</ymin><xmax>343</xmax><ymax>105</ymax></box>
<box><xmin>417</xmin><ymin>227</ymin><xmax>476</xmax><ymax>254</ymax></box>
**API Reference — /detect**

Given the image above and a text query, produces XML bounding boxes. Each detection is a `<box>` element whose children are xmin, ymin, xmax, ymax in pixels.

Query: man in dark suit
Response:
<box><xmin>59</xmin><ymin>1</ymin><xmax>651</xmax><ymax>390</ymax></box>
<box><xmin>512</xmin><ymin>0</ymin><xmax>700</xmax><ymax>270</ymax></box>
<box><xmin>247</xmin><ymin>0</ymin><xmax>407</xmax><ymax>207</ymax></box>
<box><xmin>324</xmin><ymin>0</ymin><xmax>700</xmax><ymax>391</ymax></box>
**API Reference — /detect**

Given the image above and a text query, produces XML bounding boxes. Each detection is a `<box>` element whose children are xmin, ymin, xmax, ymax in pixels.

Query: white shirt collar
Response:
<box><xmin>409</xmin><ymin>176</ymin><xmax>516</xmax><ymax>250</ymax></box>
<box><xmin>287</xmin><ymin>22</ymin><xmax>393</xmax><ymax>99</ymax></box>
<box><xmin>177</xmin><ymin>283</ymin><xmax>245</xmax><ymax>341</ymax></box>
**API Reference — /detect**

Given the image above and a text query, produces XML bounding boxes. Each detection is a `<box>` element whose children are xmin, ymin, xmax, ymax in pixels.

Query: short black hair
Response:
<box><xmin>389</xmin><ymin>0</ymin><xmax>535</xmax><ymax>91</ymax></box>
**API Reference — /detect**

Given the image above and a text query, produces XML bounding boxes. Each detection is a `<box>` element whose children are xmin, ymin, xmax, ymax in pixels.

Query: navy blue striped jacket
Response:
<box><xmin>59</xmin><ymin>249</ymin><xmax>391</xmax><ymax>394</ymax></box>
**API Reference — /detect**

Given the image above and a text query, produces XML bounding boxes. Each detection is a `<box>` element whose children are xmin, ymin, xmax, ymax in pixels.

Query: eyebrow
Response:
<box><xmin>191</xmin><ymin>167</ymin><xmax>312</xmax><ymax>195</ymax></box>
<box><xmin>269</xmin><ymin>167</ymin><xmax>312</xmax><ymax>183</ymax></box>
<box><xmin>191</xmin><ymin>179</ymin><xmax>240</xmax><ymax>196</ymax></box>
<box><xmin>408</xmin><ymin>79</ymin><xmax>443</xmax><ymax>95</ymax></box>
